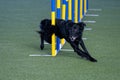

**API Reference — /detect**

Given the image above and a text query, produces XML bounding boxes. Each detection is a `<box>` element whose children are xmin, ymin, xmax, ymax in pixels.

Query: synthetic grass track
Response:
<box><xmin>0</xmin><ymin>0</ymin><xmax>120</xmax><ymax>80</ymax></box>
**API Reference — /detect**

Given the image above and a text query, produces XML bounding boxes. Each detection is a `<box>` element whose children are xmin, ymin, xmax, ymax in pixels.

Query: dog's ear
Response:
<box><xmin>77</xmin><ymin>22</ymin><xmax>86</xmax><ymax>27</ymax></box>
<box><xmin>77</xmin><ymin>22</ymin><xmax>86</xmax><ymax>31</ymax></box>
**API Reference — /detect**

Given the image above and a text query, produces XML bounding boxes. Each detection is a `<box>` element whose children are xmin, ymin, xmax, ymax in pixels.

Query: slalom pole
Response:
<box><xmin>72</xmin><ymin>0</ymin><xmax>74</xmax><ymax>21</ymax></box>
<box><xmin>56</xmin><ymin>0</ymin><xmax>61</xmax><ymax>51</ymax></box>
<box><xmin>74</xmin><ymin>0</ymin><xmax>78</xmax><ymax>23</ymax></box>
<box><xmin>84</xmin><ymin>0</ymin><xmax>87</xmax><ymax>14</ymax></box>
<box><xmin>78</xmin><ymin>0</ymin><xmax>80</xmax><ymax>22</ymax></box>
<box><xmin>51</xmin><ymin>0</ymin><xmax>56</xmax><ymax>56</ymax></box>
<box><xmin>61</xmin><ymin>0</ymin><xmax>66</xmax><ymax>45</ymax></box>
<box><xmin>80</xmin><ymin>0</ymin><xmax>83</xmax><ymax>20</ymax></box>
<box><xmin>68</xmin><ymin>0</ymin><xmax>72</xmax><ymax>20</ymax></box>
<box><xmin>87</xmin><ymin>0</ymin><xmax>88</xmax><ymax>10</ymax></box>
<box><xmin>66</xmin><ymin>0</ymin><xmax>68</xmax><ymax>20</ymax></box>
<box><xmin>61</xmin><ymin>0</ymin><xmax>66</xmax><ymax>20</ymax></box>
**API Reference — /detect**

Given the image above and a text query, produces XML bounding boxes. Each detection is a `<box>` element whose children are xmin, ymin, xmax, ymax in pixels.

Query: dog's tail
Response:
<box><xmin>36</xmin><ymin>31</ymin><xmax>41</xmax><ymax>34</ymax></box>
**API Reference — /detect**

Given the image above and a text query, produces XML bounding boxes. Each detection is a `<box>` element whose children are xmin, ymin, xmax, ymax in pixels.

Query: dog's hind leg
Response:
<box><xmin>40</xmin><ymin>32</ymin><xmax>44</xmax><ymax>50</ymax></box>
<box><xmin>37</xmin><ymin>31</ymin><xmax>44</xmax><ymax>50</ymax></box>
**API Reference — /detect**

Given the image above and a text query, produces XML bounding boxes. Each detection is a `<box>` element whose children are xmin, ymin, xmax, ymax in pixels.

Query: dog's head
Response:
<box><xmin>67</xmin><ymin>22</ymin><xmax>86</xmax><ymax>42</ymax></box>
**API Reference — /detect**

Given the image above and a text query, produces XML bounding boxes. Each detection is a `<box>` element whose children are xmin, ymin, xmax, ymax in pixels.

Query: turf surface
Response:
<box><xmin>0</xmin><ymin>0</ymin><xmax>120</xmax><ymax>80</ymax></box>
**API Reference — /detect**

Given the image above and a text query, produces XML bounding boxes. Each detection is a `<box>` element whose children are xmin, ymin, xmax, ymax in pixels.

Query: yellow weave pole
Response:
<box><xmin>84</xmin><ymin>0</ymin><xmax>87</xmax><ymax>13</ymax></box>
<box><xmin>80</xmin><ymin>0</ymin><xmax>83</xmax><ymax>19</ymax></box>
<box><xmin>51</xmin><ymin>12</ymin><xmax>56</xmax><ymax>56</ymax></box>
<box><xmin>61</xmin><ymin>4</ymin><xmax>66</xmax><ymax>19</ymax></box>
<box><xmin>68</xmin><ymin>0</ymin><xmax>72</xmax><ymax>20</ymax></box>
<box><xmin>51</xmin><ymin>0</ymin><xmax>56</xmax><ymax>56</ymax></box>
<box><xmin>75</xmin><ymin>0</ymin><xmax>78</xmax><ymax>23</ymax></box>
<box><xmin>57</xmin><ymin>0</ymin><xmax>61</xmax><ymax>9</ymax></box>
<box><xmin>61</xmin><ymin>0</ymin><xmax>66</xmax><ymax>45</ymax></box>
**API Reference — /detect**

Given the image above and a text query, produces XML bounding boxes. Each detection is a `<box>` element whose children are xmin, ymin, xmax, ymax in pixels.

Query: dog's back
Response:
<box><xmin>40</xmin><ymin>19</ymin><xmax>52</xmax><ymax>43</ymax></box>
<box><xmin>40</xmin><ymin>19</ymin><xmax>68</xmax><ymax>39</ymax></box>
<box><xmin>40</xmin><ymin>19</ymin><xmax>52</xmax><ymax>32</ymax></box>
<box><xmin>40</xmin><ymin>19</ymin><xmax>79</xmax><ymax>42</ymax></box>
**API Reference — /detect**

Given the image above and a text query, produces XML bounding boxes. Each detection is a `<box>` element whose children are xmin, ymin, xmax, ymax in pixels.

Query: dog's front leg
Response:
<box><xmin>70</xmin><ymin>42</ymin><xmax>97</xmax><ymax>62</ymax></box>
<box><xmin>37</xmin><ymin>31</ymin><xmax>44</xmax><ymax>50</ymax></box>
<box><xmin>80</xmin><ymin>39</ymin><xmax>90</xmax><ymax>54</ymax></box>
<box><xmin>80</xmin><ymin>39</ymin><xmax>97</xmax><ymax>62</ymax></box>
<box><xmin>70</xmin><ymin>42</ymin><xmax>89</xmax><ymax>58</ymax></box>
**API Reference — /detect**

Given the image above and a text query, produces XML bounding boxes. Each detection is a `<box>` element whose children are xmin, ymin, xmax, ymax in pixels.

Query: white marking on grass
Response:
<box><xmin>61</xmin><ymin>49</ymin><xmax>74</xmax><ymax>52</ymax></box>
<box><xmin>82</xmin><ymin>38</ymin><xmax>87</xmax><ymax>40</ymax></box>
<box><xmin>84</xmin><ymin>28</ymin><xmax>92</xmax><ymax>31</ymax></box>
<box><xmin>44</xmin><ymin>42</ymin><xmax>49</xmax><ymax>44</ymax></box>
<box><xmin>29</xmin><ymin>54</ymin><xmax>52</xmax><ymax>57</ymax></box>
<box><xmin>89</xmin><ymin>9</ymin><xmax>102</xmax><ymax>11</ymax></box>
<box><xmin>85</xmin><ymin>14</ymin><xmax>99</xmax><ymax>17</ymax></box>
<box><xmin>83</xmin><ymin>20</ymin><xmax>96</xmax><ymax>23</ymax></box>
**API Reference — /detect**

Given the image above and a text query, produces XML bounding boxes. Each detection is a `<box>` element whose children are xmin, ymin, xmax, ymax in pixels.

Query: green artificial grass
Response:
<box><xmin>0</xmin><ymin>0</ymin><xmax>120</xmax><ymax>80</ymax></box>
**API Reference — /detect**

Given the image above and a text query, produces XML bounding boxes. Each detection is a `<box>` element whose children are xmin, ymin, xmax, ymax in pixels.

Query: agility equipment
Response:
<box><xmin>51</xmin><ymin>0</ymin><xmax>89</xmax><ymax>56</ymax></box>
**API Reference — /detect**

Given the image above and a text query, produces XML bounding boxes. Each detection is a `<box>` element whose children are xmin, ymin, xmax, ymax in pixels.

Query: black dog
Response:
<box><xmin>37</xmin><ymin>19</ymin><xmax>97</xmax><ymax>62</ymax></box>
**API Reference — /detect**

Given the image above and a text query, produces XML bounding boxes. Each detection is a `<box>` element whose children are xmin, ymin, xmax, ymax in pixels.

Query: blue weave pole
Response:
<box><xmin>87</xmin><ymin>0</ymin><xmax>88</xmax><ymax>10</ymax></box>
<box><xmin>51</xmin><ymin>0</ymin><xmax>56</xmax><ymax>56</ymax></box>
<box><xmin>78</xmin><ymin>0</ymin><xmax>80</xmax><ymax>22</ymax></box>
<box><xmin>65</xmin><ymin>0</ymin><xmax>68</xmax><ymax>20</ymax></box>
<box><xmin>82</xmin><ymin>0</ymin><xmax>84</xmax><ymax>16</ymax></box>
<box><xmin>56</xmin><ymin>0</ymin><xmax>61</xmax><ymax>51</ymax></box>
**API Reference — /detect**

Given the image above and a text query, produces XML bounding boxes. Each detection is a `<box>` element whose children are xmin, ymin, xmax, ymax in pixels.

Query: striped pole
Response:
<box><xmin>56</xmin><ymin>0</ymin><xmax>61</xmax><ymax>18</ymax></box>
<box><xmin>74</xmin><ymin>0</ymin><xmax>78</xmax><ymax>23</ymax></box>
<box><xmin>80</xmin><ymin>0</ymin><xmax>83</xmax><ymax>21</ymax></box>
<box><xmin>56</xmin><ymin>0</ymin><xmax>61</xmax><ymax>51</ymax></box>
<box><xmin>61</xmin><ymin>0</ymin><xmax>66</xmax><ymax>20</ymax></box>
<box><xmin>78</xmin><ymin>0</ymin><xmax>80</xmax><ymax>22</ymax></box>
<box><xmin>51</xmin><ymin>0</ymin><xmax>56</xmax><ymax>56</ymax></box>
<box><xmin>66</xmin><ymin>0</ymin><xmax>68</xmax><ymax>20</ymax></box>
<box><xmin>82</xmin><ymin>0</ymin><xmax>84</xmax><ymax>16</ymax></box>
<box><xmin>87</xmin><ymin>0</ymin><xmax>88</xmax><ymax>10</ymax></box>
<box><xmin>68</xmin><ymin>0</ymin><xmax>72</xmax><ymax>20</ymax></box>
<box><xmin>84</xmin><ymin>0</ymin><xmax>87</xmax><ymax>14</ymax></box>
<box><xmin>61</xmin><ymin>0</ymin><xmax>66</xmax><ymax>45</ymax></box>
<box><xmin>72</xmin><ymin>0</ymin><xmax>74</xmax><ymax>21</ymax></box>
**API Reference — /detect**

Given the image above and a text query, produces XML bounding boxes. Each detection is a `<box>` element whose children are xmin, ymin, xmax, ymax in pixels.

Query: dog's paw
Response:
<box><xmin>40</xmin><ymin>45</ymin><xmax>44</xmax><ymax>50</ymax></box>
<box><xmin>89</xmin><ymin>57</ymin><xmax>97</xmax><ymax>62</ymax></box>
